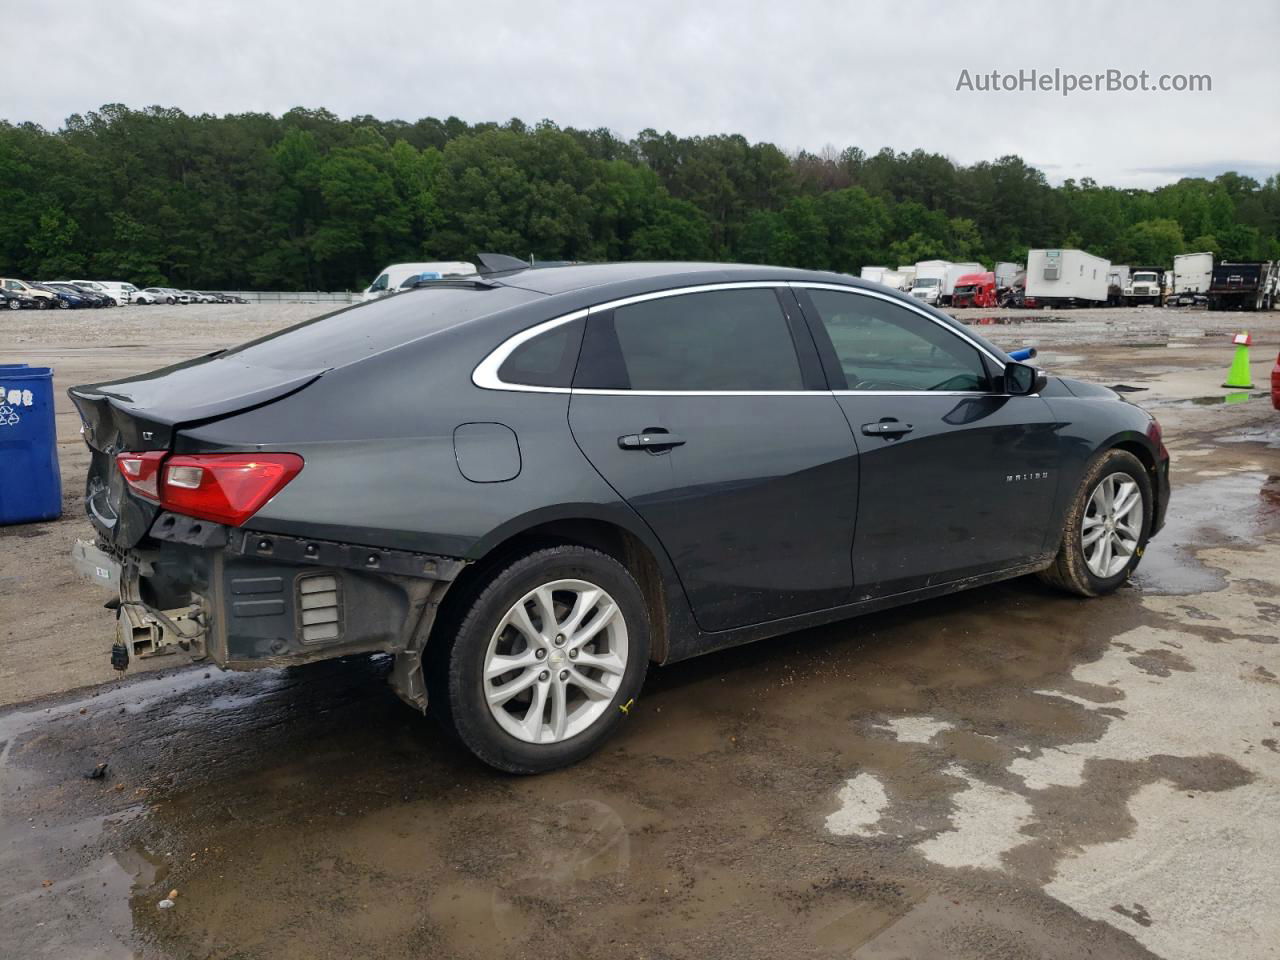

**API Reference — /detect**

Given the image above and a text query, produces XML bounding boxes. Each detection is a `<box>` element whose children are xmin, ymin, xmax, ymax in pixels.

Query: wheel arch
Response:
<box><xmin>1101</xmin><ymin>429</ymin><xmax>1163</xmax><ymax>521</ymax></box>
<box><xmin>442</xmin><ymin>506</ymin><xmax>692</xmax><ymax>665</ymax></box>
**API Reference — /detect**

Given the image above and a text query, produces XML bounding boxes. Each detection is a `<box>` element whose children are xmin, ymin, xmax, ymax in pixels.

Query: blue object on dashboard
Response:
<box><xmin>0</xmin><ymin>364</ymin><xmax>63</xmax><ymax>525</ymax></box>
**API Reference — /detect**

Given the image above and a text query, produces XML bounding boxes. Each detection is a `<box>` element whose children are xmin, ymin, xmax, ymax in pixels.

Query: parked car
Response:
<box><xmin>64</xmin><ymin>280</ymin><xmax>116</xmax><ymax>304</ymax></box>
<box><xmin>1</xmin><ymin>278</ymin><xmax>59</xmax><ymax>309</ymax></box>
<box><xmin>70</xmin><ymin>262</ymin><xmax>1169</xmax><ymax>773</ymax></box>
<box><xmin>137</xmin><ymin>287</ymin><xmax>187</xmax><ymax>305</ymax></box>
<box><xmin>218</xmin><ymin>293</ymin><xmax>249</xmax><ymax>304</ymax></box>
<box><xmin>52</xmin><ymin>282</ymin><xmax>113</xmax><ymax>307</ymax></box>
<box><xmin>199</xmin><ymin>291</ymin><xmax>232</xmax><ymax>303</ymax></box>
<box><xmin>0</xmin><ymin>288</ymin><xmax>36</xmax><ymax>310</ymax></box>
<box><xmin>36</xmin><ymin>282</ymin><xmax>93</xmax><ymax>308</ymax></box>
<box><xmin>1272</xmin><ymin>349</ymin><xmax>1280</xmax><ymax>411</ymax></box>
<box><xmin>184</xmin><ymin>290</ymin><xmax>219</xmax><ymax>304</ymax></box>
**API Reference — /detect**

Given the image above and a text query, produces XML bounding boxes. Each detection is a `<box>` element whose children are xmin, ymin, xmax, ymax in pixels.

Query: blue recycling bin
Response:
<box><xmin>0</xmin><ymin>364</ymin><xmax>63</xmax><ymax>524</ymax></box>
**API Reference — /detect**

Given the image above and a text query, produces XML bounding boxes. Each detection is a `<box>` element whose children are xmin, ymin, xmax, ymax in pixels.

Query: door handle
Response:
<box><xmin>861</xmin><ymin>420</ymin><xmax>914</xmax><ymax>438</ymax></box>
<box><xmin>618</xmin><ymin>430</ymin><xmax>686</xmax><ymax>451</ymax></box>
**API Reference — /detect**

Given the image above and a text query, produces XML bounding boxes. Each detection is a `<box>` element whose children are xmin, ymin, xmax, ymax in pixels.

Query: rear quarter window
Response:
<box><xmin>496</xmin><ymin>318</ymin><xmax>584</xmax><ymax>388</ymax></box>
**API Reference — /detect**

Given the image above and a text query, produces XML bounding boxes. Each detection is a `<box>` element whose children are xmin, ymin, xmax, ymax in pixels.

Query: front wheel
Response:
<box><xmin>1038</xmin><ymin>449</ymin><xmax>1153</xmax><ymax>597</ymax></box>
<box><xmin>432</xmin><ymin>546</ymin><xmax>650</xmax><ymax>773</ymax></box>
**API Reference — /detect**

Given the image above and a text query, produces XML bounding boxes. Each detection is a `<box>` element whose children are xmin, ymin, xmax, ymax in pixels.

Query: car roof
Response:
<box><xmin>493</xmin><ymin>261</ymin><xmax>862</xmax><ymax>296</ymax></box>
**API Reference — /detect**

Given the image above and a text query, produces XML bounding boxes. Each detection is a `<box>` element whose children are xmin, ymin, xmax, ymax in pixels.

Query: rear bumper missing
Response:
<box><xmin>72</xmin><ymin>519</ymin><xmax>467</xmax><ymax>708</ymax></box>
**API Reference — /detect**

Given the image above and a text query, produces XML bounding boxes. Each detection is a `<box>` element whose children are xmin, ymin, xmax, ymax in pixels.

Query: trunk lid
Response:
<box><xmin>69</xmin><ymin>353</ymin><xmax>326</xmax><ymax>547</ymax></box>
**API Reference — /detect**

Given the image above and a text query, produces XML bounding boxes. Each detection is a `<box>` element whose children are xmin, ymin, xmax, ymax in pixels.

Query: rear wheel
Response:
<box><xmin>432</xmin><ymin>546</ymin><xmax>650</xmax><ymax>774</ymax></box>
<box><xmin>1039</xmin><ymin>449</ymin><xmax>1153</xmax><ymax>597</ymax></box>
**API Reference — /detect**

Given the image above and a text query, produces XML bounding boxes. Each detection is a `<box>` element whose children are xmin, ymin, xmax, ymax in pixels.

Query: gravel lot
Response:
<box><xmin>1</xmin><ymin>302</ymin><xmax>1278</xmax><ymax>959</ymax></box>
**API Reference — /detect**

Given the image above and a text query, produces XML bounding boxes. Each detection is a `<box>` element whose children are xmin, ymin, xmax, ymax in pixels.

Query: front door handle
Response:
<box><xmin>618</xmin><ymin>430</ymin><xmax>686</xmax><ymax>451</ymax></box>
<box><xmin>861</xmin><ymin>420</ymin><xmax>914</xmax><ymax>438</ymax></box>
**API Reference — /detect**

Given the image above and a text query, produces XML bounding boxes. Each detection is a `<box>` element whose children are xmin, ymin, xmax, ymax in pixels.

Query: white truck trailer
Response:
<box><xmin>859</xmin><ymin>266</ymin><xmax>892</xmax><ymax>284</ymax></box>
<box><xmin>1025</xmin><ymin>249</ymin><xmax>1110</xmax><ymax>307</ymax></box>
<box><xmin>1172</xmin><ymin>252</ymin><xmax>1213</xmax><ymax>295</ymax></box>
<box><xmin>994</xmin><ymin>262</ymin><xmax>1022</xmax><ymax>291</ymax></box>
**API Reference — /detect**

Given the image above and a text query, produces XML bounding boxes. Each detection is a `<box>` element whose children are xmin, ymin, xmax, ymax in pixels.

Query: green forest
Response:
<box><xmin>1</xmin><ymin>104</ymin><xmax>1278</xmax><ymax>291</ymax></box>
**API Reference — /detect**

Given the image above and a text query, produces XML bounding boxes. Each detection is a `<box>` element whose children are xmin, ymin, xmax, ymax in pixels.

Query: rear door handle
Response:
<box><xmin>861</xmin><ymin>421</ymin><xmax>914</xmax><ymax>438</ymax></box>
<box><xmin>618</xmin><ymin>430</ymin><xmax>686</xmax><ymax>451</ymax></box>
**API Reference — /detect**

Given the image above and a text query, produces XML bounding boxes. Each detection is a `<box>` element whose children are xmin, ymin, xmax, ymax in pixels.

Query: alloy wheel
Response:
<box><xmin>1082</xmin><ymin>473</ymin><xmax>1143</xmax><ymax>578</ymax></box>
<box><xmin>483</xmin><ymin>579</ymin><xmax>628</xmax><ymax>744</ymax></box>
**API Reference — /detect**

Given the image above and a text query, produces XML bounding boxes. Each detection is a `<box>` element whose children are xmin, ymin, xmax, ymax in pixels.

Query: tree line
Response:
<box><xmin>1</xmin><ymin>104</ymin><xmax>1278</xmax><ymax>290</ymax></box>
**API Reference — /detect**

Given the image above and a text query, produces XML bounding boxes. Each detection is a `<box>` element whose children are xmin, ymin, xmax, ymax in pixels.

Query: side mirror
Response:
<box><xmin>1003</xmin><ymin>361</ymin><xmax>1048</xmax><ymax>396</ymax></box>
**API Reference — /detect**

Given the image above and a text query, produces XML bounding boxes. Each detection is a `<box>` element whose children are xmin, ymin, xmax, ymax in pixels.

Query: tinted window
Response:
<box><xmin>807</xmin><ymin>289</ymin><xmax>990</xmax><ymax>392</ymax></box>
<box><xmin>497</xmin><ymin>318</ymin><xmax>584</xmax><ymax>387</ymax></box>
<box><xmin>222</xmin><ymin>285</ymin><xmax>542</xmax><ymax>371</ymax></box>
<box><xmin>579</xmin><ymin>289</ymin><xmax>803</xmax><ymax>391</ymax></box>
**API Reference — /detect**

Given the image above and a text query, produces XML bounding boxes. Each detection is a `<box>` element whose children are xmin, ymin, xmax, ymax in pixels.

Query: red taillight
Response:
<box><xmin>115</xmin><ymin>451</ymin><xmax>165</xmax><ymax>500</ymax></box>
<box><xmin>115</xmin><ymin>452</ymin><xmax>303</xmax><ymax>526</ymax></box>
<box><xmin>1146</xmin><ymin>418</ymin><xmax>1167</xmax><ymax>457</ymax></box>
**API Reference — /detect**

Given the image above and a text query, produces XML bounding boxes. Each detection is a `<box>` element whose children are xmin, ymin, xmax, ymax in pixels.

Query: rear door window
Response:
<box><xmin>576</xmin><ymin>288</ymin><xmax>803</xmax><ymax>391</ymax></box>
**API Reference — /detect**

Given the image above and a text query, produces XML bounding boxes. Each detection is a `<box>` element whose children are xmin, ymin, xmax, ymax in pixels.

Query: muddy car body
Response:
<box><xmin>70</xmin><ymin>262</ymin><xmax>1170</xmax><ymax>772</ymax></box>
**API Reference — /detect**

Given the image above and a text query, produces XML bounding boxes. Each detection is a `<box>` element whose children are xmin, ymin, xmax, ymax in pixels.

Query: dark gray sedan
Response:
<box><xmin>70</xmin><ymin>262</ymin><xmax>1170</xmax><ymax>772</ymax></box>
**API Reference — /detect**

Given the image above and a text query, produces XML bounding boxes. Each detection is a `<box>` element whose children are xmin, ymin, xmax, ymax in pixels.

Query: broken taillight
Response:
<box><xmin>116</xmin><ymin>452</ymin><xmax>303</xmax><ymax>526</ymax></box>
<box><xmin>115</xmin><ymin>451</ymin><xmax>166</xmax><ymax>500</ymax></box>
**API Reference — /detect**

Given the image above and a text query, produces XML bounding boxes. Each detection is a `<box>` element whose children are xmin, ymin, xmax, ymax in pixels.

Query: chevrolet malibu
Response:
<box><xmin>70</xmin><ymin>262</ymin><xmax>1170</xmax><ymax>773</ymax></box>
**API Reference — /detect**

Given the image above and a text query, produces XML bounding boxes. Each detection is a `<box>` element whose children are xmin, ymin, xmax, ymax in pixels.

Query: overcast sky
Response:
<box><xmin>3</xmin><ymin>0</ymin><xmax>1276</xmax><ymax>189</ymax></box>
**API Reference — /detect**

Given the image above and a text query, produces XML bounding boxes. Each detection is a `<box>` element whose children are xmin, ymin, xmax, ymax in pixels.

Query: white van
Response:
<box><xmin>91</xmin><ymin>281</ymin><xmax>140</xmax><ymax>305</ymax></box>
<box><xmin>361</xmin><ymin>261</ymin><xmax>477</xmax><ymax>302</ymax></box>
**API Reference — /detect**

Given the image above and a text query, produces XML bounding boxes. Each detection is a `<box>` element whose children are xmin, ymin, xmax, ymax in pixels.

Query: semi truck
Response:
<box><xmin>1172</xmin><ymin>252</ymin><xmax>1213</xmax><ymax>297</ymax></box>
<box><xmin>1207</xmin><ymin>261</ymin><xmax>1277</xmax><ymax>311</ymax></box>
<box><xmin>1024</xmin><ymin>249</ymin><xmax>1110</xmax><ymax>308</ymax></box>
<box><xmin>859</xmin><ymin>266</ymin><xmax>893</xmax><ymax>284</ymax></box>
<box><xmin>1124</xmin><ymin>267</ymin><xmax>1163</xmax><ymax>306</ymax></box>
<box><xmin>1107</xmin><ymin>265</ymin><xmax>1130</xmax><ymax>306</ymax></box>
<box><xmin>951</xmin><ymin>271</ymin><xmax>998</xmax><ymax>308</ymax></box>
<box><xmin>910</xmin><ymin>260</ymin><xmax>951</xmax><ymax>306</ymax></box>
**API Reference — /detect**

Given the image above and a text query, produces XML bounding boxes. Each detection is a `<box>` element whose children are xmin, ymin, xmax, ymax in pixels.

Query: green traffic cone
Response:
<box><xmin>1222</xmin><ymin>342</ymin><xmax>1253</xmax><ymax>389</ymax></box>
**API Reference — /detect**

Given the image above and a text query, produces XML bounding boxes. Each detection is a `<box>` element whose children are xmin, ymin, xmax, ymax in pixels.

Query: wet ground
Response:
<box><xmin>2</xmin><ymin>305</ymin><xmax>1280</xmax><ymax>958</ymax></box>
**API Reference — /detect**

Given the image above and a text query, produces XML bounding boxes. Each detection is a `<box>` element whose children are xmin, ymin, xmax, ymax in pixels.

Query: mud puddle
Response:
<box><xmin>1134</xmin><ymin>472</ymin><xmax>1280</xmax><ymax>594</ymax></box>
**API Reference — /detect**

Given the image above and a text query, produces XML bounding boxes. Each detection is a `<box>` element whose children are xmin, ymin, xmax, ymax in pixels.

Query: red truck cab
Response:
<box><xmin>950</xmin><ymin>271</ymin><xmax>997</xmax><ymax>308</ymax></box>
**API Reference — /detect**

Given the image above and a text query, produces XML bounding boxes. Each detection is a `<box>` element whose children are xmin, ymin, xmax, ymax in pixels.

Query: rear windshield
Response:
<box><xmin>221</xmin><ymin>284</ymin><xmax>542</xmax><ymax>371</ymax></box>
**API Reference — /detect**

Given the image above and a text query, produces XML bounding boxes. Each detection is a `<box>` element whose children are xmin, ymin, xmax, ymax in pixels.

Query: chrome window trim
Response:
<box><xmin>471</xmin><ymin>309</ymin><xmax>588</xmax><ymax>393</ymax></box>
<box><xmin>472</xmin><ymin>280</ymin><xmax>1017</xmax><ymax>397</ymax></box>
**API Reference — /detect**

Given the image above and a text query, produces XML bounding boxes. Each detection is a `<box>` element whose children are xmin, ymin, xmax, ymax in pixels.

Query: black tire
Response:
<box><xmin>165</xmin><ymin>296</ymin><xmax>175</xmax><ymax>305</ymax></box>
<box><xmin>1038</xmin><ymin>449</ymin><xmax>1153</xmax><ymax>597</ymax></box>
<box><xmin>431</xmin><ymin>545</ymin><xmax>650</xmax><ymax>774</ymax></box>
